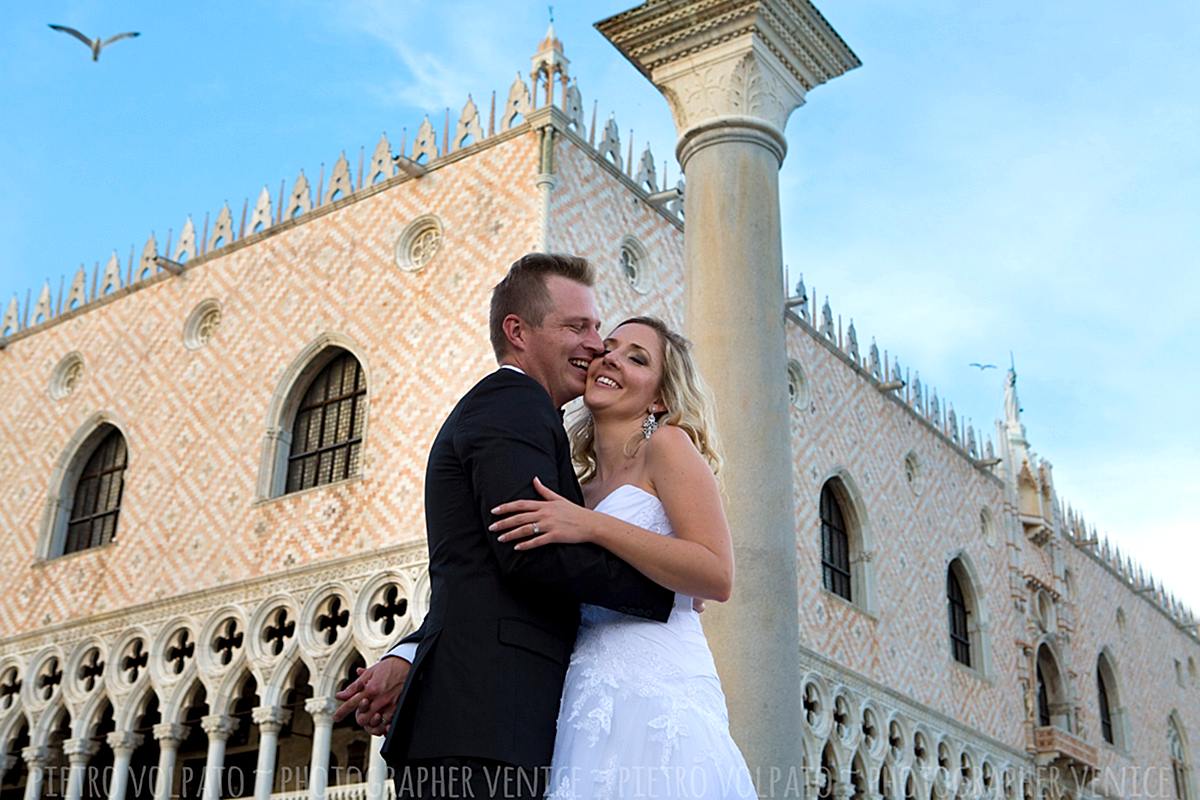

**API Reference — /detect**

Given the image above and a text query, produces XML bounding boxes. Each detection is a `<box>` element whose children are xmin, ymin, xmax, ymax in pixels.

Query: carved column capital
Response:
<box><xmin>200</xmin><ymin>713</ymin><xmax>237</xmax><ymax>741</ymax></box>
<box><xmin>598</xmin><ymin>0</ymin><xmax>860</xmax><ymax>165</ymax></box>
<box><xmin>106</xmin><ymin>731</ymin><xmax>143</xmax><ymax>756</ymax></box>
<box><xmin>152</xmin><ymin>722</ymin><xmax>188</xmax><ymax>746</ymax></box>
<box><xmin>304</xmin><ymin>696</ymin><xmax>338</xmax><ymax>724</ymax></box>
<box><xmin>831</xmin><ymin>783</ymin><xmax>855</xmax><ymax>800</ymax></box>
<box><xmin>252</xmin><ymin>705</ymin><xmax>292</xmax><ymax>733</ymax></box>
<box><xmin>62</xmin><ymin>737</ymin><xmax>99</xmax><ymax>763</ymax></box>
<box><xmin>21</xmin><ymin>746</ymin><xmax>50</xmax><ymax>768</ymax></box>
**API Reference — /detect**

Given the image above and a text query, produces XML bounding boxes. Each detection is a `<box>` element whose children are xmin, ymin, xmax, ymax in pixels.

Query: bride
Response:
<box><xmin>489</xmin><ymin>316</ymin><xmax>757</xmax><ymax>799</ymax></box>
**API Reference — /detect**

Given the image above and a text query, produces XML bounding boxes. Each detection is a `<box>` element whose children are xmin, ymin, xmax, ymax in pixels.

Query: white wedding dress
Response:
<box><xmin>546</xmin><ymin>484</ymin><xmax>758</xmax><ymax>799</ymax></box>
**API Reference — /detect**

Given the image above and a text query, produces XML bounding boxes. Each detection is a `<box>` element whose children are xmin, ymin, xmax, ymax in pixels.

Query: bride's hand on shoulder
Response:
<box><xmin>489</xmin><ymin>477</ymin><xmax>595</xmax><ymax>549</ymax></box>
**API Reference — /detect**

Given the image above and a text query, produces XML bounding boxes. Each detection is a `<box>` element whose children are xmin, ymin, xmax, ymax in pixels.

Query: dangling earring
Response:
<box><xmin>642</xmin><ymin>410</ymin><xmax>659</xmax><ymax>439</ymax></box>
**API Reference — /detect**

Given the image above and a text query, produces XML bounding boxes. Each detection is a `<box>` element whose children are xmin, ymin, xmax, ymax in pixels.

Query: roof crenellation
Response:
<box><xmin>0</xmin><ymin>33</ymin><xmax>681</xmax><ymax>348</ymax></box>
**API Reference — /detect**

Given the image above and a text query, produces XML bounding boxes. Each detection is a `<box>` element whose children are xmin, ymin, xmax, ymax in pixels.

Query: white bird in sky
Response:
<box><xmin>48</xmin><ymin>24</ymin><xmax>140</xmax><ymax>62</ymax></box>
<box><xmin>969</xmin><ymin>362</ymin><xmax>998</xmax><ymax>371</ymax></box>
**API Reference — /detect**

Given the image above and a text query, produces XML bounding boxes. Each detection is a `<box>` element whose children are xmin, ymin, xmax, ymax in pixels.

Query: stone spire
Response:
<box><xmin>531</xmin><ymin>20</ymin><xmax>569</xmax><ymax>107</ymax></box>
<box><xmin>1004</xmin><ymin>360</ymin><xmax>1031</xmax><ymax>471</ymax></box>
<box><xmin>1004</xmin><ymin>365</ymin><xmax>1024</xmax><ymax>438</ymax></box>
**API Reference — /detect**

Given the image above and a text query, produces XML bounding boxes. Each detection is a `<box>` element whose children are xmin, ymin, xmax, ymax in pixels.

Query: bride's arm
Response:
<box><xmin>594</xmin><ymin>426</ymin><xmax>733</xmax><ymax>601</ymax></box>
<box><xmin>489</xmin><ymin>426</ymin><xmax>734</xmax><ymax>601</ymax></box>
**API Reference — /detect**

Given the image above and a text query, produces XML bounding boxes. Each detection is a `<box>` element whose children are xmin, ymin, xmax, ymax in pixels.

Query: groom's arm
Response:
<box><xmin>383</xmin><ymin>620</ymin><xmax>425</xmax><ymax>662</ymax></box>
<box><xmin>455</xmin><ymin>383</ymin><xmax>674</xmax><ymax>622</ymax></box>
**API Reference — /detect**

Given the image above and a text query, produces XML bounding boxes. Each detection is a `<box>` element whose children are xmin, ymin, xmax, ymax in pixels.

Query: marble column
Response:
<box><xmin>152</xmin><ymin>723</ymin><xmax>187</xmax><ymax>800</ymax></box>
<box><xmin>20</xmin><ymin>746</ymin><xmax>48</xmax><ymax>800</ymax></box>
<box><xmin>0</xmin><ymin>754</ymin><xmax>12</xmax><ymax>790</ymax></box>
<box><xmin>62</xmin><ymin>738</ymin><xmax>98</xmax><ymax>800</ymax></box>
<box><xmin>597</xmin><ymin>1</ymin><xmax>860</xmax><ymax>777</ymax></box>
<box><xmin>106</xmin><ymin>731</ymin><xmax>143</xmax><ymax>800</ymax></box>
<box><xmin>304</xmin><ymin>698</ymin><xmax>337</xmax><ymax>800</ymax></box>
<box><xmin>527</xmin><ymin>106</ymin><xmax>561</xmax><ymax>252</ymax></box>
<box><xmin>251</xmin><ymin>706</ymin><xmax>290</xmax><ymax>800</ymax></box>
<box><xmin>200</xmin><ymin>714</ymin><xmax>237</xmax><ymax>800</ymax></box>
<box><xmin>366</xmin><ymin>735</ymin><xmax>387</xmax><ymax>800</ymax></box>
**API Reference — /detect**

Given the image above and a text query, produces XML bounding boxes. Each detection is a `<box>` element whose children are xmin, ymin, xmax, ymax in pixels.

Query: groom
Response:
<box><xmin>334</xmin><ymin>253</ymin><xmax>674</xmax><ymax>799</ymax></box>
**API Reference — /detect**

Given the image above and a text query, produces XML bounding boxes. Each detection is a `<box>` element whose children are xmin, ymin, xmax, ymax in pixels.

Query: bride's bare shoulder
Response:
<box><xmin>645</xmin><ymin>424</ymin><xmax>704</xmax><ymax>468</ymax></box>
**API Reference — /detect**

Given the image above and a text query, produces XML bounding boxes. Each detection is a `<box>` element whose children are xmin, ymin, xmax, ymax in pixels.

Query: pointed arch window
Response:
<box><xmin>285</xmin><ymin>351</ymin><xmax>366</xmax><ymax>493</ymax></box>
<box><xmin>1170</xmin><ymin>717</ymin><xmax>1191</xmax><ymax>800</ymax></box>
<box><xmin>820</xmin><ymin>482</ymin><xmax>852</xmax><ymax>601</ymax></box>
<box><xmin>1097</xmin><ymin>662</ymin><xmax>1114</xmax><ymax>745</ymax></box>
<box><xmin>1034</xmin><ymin>644</ymin><xmax>1070</xmax><ymax>730</ymax></box>
<box><xmin>947</xmin><ymin>565</ymin><xmax>972</xmax><ymax>666</ymax></box>
<box><xmin>1036</xmin><ymin>660</ymin><xmax>1051</xmax><ymax>727</ymax></box>
<box><xmin>63</xmin><ymin>428</ymin><xmax>127</xmax><ymax>554</ymax></box>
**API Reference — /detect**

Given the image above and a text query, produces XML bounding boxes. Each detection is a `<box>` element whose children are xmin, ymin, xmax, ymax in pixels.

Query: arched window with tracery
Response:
<box><xmin>285</xmin><ymin>350</ymin><xmax>366</xmax><ymax>493</ymax></box>
<box><xmin>63</xmin><ymin>427</ymin><xmax>128</xmax><ymax>554</ymax></box>
<box><xmin>1034</xmin><ymin>644</ymin><xmax>1070</xmax><ymax>731</ymax></box>
<box><xmin>1099</xmin><ymin>652</ymin><xmax>1123</xmax><ymax>748</ymax></box>
<box><xmin>947</xmin><ymin>563</ymin><xmax>972</xmax><ymax>667</ymax></box>
<box><xmin>1099</xmin><ymin>671</ymin><xmax>1113</xmax><ymax>743</ymax></box>
<box><xmin>1036</xmin><ymin>660</ymin><xmax>1051</xmax><ymax>727</ymax></box>
<box><xmin>820</xmin><ymin>481</ymin><xmax>852</xmax><ymax>601</ymax></box>
<box><xmin>1170</xmin><ymin>715</ymin><xmax>1191</xmax><ymax>800</ymax></box>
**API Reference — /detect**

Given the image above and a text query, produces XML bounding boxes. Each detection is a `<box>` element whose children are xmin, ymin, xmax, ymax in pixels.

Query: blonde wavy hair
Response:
<box><xmin>567</xmin><ymin>316</ymin><xmax>723</xmax><ymax>482</ymax></box>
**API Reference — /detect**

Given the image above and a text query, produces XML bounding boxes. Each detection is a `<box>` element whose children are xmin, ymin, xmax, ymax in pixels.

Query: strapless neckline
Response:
<box><xmin>591</xmin><ymin>482</ymin><xmax>656</xmax><ymax>512</ymax></box>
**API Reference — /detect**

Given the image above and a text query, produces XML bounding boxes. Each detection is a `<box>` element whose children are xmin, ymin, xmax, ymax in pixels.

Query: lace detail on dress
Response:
<box><xmin>548</xmin><ymin>484</ymin><xmax>756</xmax><ymax>799</ymax></box>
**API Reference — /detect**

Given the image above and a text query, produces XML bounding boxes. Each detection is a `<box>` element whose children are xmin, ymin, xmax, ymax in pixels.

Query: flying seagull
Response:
<box><xmin>48</xmin><ymin>24</ymin><xmax>140</xmax><ymax>61</ymax></box>
<box><xmin>969</xmin><ymin>362</ymin><xmax>997</xmax><ymax>371</ymax></box>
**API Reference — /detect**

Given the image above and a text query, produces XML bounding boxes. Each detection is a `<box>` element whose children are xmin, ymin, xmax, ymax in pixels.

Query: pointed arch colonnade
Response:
<box><xmin>0</xmin><ymin>548</ymin><xmax>429</xmax><ymax>800</ymax></box>
<box><xmin>795</xmin><ymin>652</ymin><xmax>1038</xmax><ymax>800</ymax></box>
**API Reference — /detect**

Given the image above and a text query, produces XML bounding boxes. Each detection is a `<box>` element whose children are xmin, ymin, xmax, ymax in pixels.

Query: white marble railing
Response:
<box><xmin>271</xmin><ymin>780</ymin><xmax>394</xmax><ymax>800</ymax></box>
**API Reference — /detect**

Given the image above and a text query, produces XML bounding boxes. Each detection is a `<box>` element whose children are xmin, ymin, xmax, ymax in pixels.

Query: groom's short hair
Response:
<box><xmin>489</xmin><ymin>253</ymin><xmax>595</xmax><ymax>360</ymax></box>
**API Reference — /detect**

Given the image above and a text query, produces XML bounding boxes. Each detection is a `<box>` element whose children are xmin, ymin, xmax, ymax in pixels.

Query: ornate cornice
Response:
<box><xmin>598</xmin><ymin>0</ymin><xmax>859</xmax><ymax>163</ymax></box>
<box><xmin>597</xmin><ymin>0</ymin><xmax>860</xmax><ymax>97</ymax></box>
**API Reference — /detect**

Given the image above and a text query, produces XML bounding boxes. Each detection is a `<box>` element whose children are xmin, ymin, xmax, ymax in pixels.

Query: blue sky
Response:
<box><xmin>2</xmin><ymin>2</ymin><xmax>1197</xmax><ymax>614</ymax></box>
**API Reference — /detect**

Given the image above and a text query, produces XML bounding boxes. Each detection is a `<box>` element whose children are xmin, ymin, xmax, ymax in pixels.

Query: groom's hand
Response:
<box><xmin>333</xmin><ymin>657</ymin><xmax>411</xmax><ymax>736</ymax></box>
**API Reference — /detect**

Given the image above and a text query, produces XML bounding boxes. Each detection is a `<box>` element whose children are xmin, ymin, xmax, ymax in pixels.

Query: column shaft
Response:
<box><xmin>367</xmin><ymin>736</ymin><xmax>387</xmax><ymax>800</ymax></box>
<box><xmin>106</xmin><ymin>732</ymin><xmax>143</xmax><ymax>800</ymax></box>
<box><xmin>681</xmin><ymin>128</ymin><xmax>804</xmax><ymax>775</ymax></box>
<box><xmin>252</xmin><ymin>707</ymin><xmax>290</xmax><ymax>800</ymax></box>
<box><xmin>305</xmin><ymin>699</ymin><xmax>337</xmax><ymax>800</ymax></box>
<box><xmin>63</xmin><ymin>739</ymin><xmax>97</xmax><ymax>800</ymax></box>
<box><xmin>152</xmin><ymin>723</ymin><xmax>187</xmax><ymax>800</ymax></box>
<box><xmin>252</xmin><ymin>729</ymin><xmax>279</xmax><ymax>800</ymax></box>
<box><xmin>200</xmin><ymin>715</ymin><xmax>236</xmax><ymax>800</ymax></box>
<box><xmin>154</xmin><ymin>744</ymin><xmax>180</xmax><ymax>800</ymax></box>
<box><xmin>597</xmin><ymin>3</ymin><xmax>860</xmax><ymax>778</ymax></box>
<box><xmin>20</xmin><ymin>748</ymin><xmax>48</xmax><ymax>800</ymax></box>
<box><xmin>203</xmin><ymin>738</ymin><xmax>227</xmax><ymax>800</ymax></box>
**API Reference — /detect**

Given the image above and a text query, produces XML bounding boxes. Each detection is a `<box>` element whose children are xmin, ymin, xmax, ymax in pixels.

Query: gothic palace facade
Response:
<box><xmin>0</xmin><ymin>28</ymin><xmax>1196</xmax><ymax>800</ymax></box>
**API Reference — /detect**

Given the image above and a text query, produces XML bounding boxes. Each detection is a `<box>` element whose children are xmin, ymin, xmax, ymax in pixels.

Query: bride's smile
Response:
<box><xmin>584</xmin><ymin>322</ymin><xmax>667</xmax><ymax>421</ymax></box>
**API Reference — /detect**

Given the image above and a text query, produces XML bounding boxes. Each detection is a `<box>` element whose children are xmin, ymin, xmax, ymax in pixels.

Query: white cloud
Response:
<box><xmin>322</xmin><ymin>0</ymin><xmax>537</xmax><ymax>112</ymax></box>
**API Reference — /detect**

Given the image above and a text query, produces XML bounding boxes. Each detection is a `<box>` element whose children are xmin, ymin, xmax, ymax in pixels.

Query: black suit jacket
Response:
<box><xmin>381</xmin><ymin>368</ymin><xmax>674</xmax><ymax>770</ymax></box>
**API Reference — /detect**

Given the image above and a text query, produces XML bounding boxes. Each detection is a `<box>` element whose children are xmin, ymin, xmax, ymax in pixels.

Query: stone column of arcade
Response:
<box><xmin>251</xmin><ymin>706</ymin><xmax>290</xmax><ymax>800</ymax></box>
<box><xmin>151</xmin><ymin>723</ymin><xmax>187</xmax><ymax>800</ymax></box>
<box><xmin>366</xmin><ymin>736</ymin><xmax>388</xmax><ymax>800</ymax></box>
<box><xmin>106</xmin><ymin>732</ymin><xmax>143</xmax><ymax>800</ymax></box>
<box><xmin>62</xmin><ymin>738</ymin><xmax>97</xmax><ymax>800</ymax></box>
<box><xmin>199</xmin><ymin>714</ymin><xmax>236</xmax><ymax>800</ymax></box>
<box><xmin>597</xmin><ymin>0</ymin><xmax>860</xmax><ymax>779</ymax></box>
<box><xmin>304</xmin><ymin>698</ymin><xmax>337</xmax><ymax>800</ymax></box>
<box><xmin>20</xmin><ymin>747</ymin><xmax>48</xmax><ymax>800</ymax></box>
